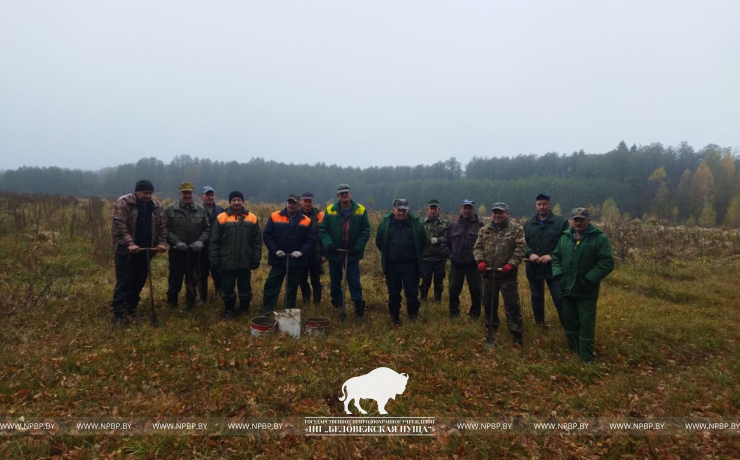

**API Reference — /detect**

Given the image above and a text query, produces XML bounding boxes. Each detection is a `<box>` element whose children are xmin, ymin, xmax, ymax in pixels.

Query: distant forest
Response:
<box><xmin>2</xmin><ymin>141</ymin><xmax>739</xmax><ymax>226</ymax></box>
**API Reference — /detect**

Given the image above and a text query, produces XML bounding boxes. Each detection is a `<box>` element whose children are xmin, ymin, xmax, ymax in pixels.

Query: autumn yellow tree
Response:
<box><xmin>690</xmin><ymin>162</ymin><xmax>715</xmax><ymax>218</ymax></box>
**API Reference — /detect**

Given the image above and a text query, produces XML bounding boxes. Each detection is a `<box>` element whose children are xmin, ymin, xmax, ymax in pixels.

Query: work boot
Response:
<box><xmin>313</xmin><ymin>289</ymin><xmax>322</xmax><ymax>305</ymax></box>
<box><xmin>224</xmin><ymin>299</ymin><xmax>236</xmax><ymax>320</ymax></box>
<box><xmin>237</xmin><ymin>300</ymin><xmax>250</xmax><ymax>316</ymax></box>
<box><xmin>354</xmin><ymin>316</ymin><xmax>364</xmax><ymax>326</ymax></box>
<box><xmin>353</xmin><ymin>300</ymin><xmax>365</xmax><ymax>319</ymax></box>
<box><xmin>392</xmin><ymin>317</ymin><xmax>401</xmax><ymax>327</ymax></box>
<box><xmin>113</xmin><ymin>316</ymin><xmax>125</xmax><ymax>328</ymax></box>
<box><xmin>433</xmin><ymin>291</ymin><xmax>443</xmax><ymax>302</ymax></box>
<box><xmin>513</xmin><ymin>335</ymin><xmax>524</xmax><ymax>348</ymax></box>
<box><xmin>419</xmin><ymin>291</ymin><xmax>428</xmax><ymax>302</ymax></box>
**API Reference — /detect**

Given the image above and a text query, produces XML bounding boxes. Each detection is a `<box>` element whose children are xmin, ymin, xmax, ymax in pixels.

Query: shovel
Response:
<box><xmin>144</xmin><ymin>248</ymin><xmax>159</xmax><ymax>328</ymax></box>
<box><xmin>284</xmin><ymin>252</ymin><xmax>291</xmax><ymax>311</ymax></box>
<box><xmin>337</xmin><ymin>248</ymin><xmax>348</xmax><ymax>323</ymax></box>
<box><xmin>484</xmin><ymin>267</ymin><xmax>502</xmax><ymax>348</ymax></box>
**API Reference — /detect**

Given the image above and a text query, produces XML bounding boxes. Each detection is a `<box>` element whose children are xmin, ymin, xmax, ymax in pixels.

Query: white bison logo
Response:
<box><xmin>338</xmin><ymin>367</ymin><xmax>409</xmax><ymax>415</ymax></box>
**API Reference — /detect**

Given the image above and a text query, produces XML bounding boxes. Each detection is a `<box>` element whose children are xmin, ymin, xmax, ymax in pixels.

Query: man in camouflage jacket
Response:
<box><xmin>110</xmin><ymin>179</ymin><xmax>167</xmax><ymax>327</ymax></box>
<box><xmin>420</xmin><ymin>199</ymin><xmax>449</xmax><ymax>302</ymax></box>
<box><xmin>473</xmin><ymin>202</ymin><xmax>526</xmax><ymax>347</ymax></box>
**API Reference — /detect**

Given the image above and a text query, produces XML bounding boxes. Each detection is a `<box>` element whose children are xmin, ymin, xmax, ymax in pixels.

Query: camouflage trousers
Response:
<box><xmin>483</xmin><ymin>273</ymin><xmax>523</xmax><ymax>337</ymax></box>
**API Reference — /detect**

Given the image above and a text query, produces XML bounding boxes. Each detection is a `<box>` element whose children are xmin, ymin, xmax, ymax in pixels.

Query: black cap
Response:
<box><xmin>228</xmin><ymin>191</ymin><xmax>244</xmax><ymax>202</ymax></box>
<box><xmin>536</xmin><ymin>193</ymin><xmax>551</xmax><ymax>201</ymax></box>
<box><xmin>301</xmin><ymin>191</ymin><xmax>314</xmax><ymax>200</ymax></box>
<box><xmin>135</xmin><ymin>180</ymin><xmax>154</xmax><ymax>192</ymax></box>
<box><xmin>393</xmin><ymin>199</ymin><xmax>409</xmax><ymax>210</ymax></box>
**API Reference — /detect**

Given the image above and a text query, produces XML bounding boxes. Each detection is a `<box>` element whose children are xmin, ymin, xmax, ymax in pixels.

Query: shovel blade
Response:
<box><xmin>485</xmin><ymin>335</ymin><xmax>495</xmax><ymax>348</ymax></box>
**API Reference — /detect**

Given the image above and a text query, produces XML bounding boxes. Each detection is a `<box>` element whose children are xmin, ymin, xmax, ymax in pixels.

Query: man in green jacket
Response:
<box><xmin>420</xmin><ymin>199</ymin><xmax>450</xmax><ymax>302</ymax></box>
<box><xmin>376</xmin><ymin>199</ymin><xmax>429</xmax><ymax>325</ymax></box>
<box><xmin>551</xmin><ymin>208</ymin><xmax>614</xmax><ymax>363</ymax></box>
<box><xmin>209</xmin><ymin>191</ymin><xmax>262</xmax><ymax>319</ymax></box>
<box><xmin>166</xmin><ymin>182</ymin><xmax>210</xmax><ymax>310</ymax></box>
<box><xmin>317</xmin><ymin>184</ymin><xmax>371</xmax><ymax>322</ymax></box>
<box><xmin>523</xmin><ymin>193</ymin><xmax>569</xmax><ymax>328</ymax></box>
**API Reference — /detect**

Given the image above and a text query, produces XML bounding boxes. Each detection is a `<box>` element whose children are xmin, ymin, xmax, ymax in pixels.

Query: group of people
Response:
<box><xmin>111</xmin><ymin>180</ymin><xmax>613</xmax><ymax>362</ymax></box>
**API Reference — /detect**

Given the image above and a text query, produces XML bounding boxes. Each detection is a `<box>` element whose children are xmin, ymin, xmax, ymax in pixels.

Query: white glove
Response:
<box><xmin>276</xmin><ymin>250</ymin><xmax>286</xmax><ymax>258</ymax></box>
<box><xmin>430</xmin><ymin>237</ymin><xmax>438</xmax><ymax>244</ymax></box>
<box><xmin>291</xmin><ymin>251</ymin><xmax>302</xmax><ymax>258</ymax></box>
<box><xmin>175</xmin><ymin>242</ymin><xmax>187</xmax><ymax>251</ymax></box>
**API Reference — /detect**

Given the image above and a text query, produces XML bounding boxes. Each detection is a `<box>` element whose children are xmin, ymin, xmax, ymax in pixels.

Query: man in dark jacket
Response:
<box><xmin>165</xmin><ymin>182</ymin><xmax>210</xmax><ymax>310</ymax></box>
<box><xmin>317</xmin><ymin>184</ymin><xmax>372</xmax><ymax>321</ymax></box>
<box><xmin>523</xmin><ymin>193</ymin><xmax>570</xmax><ymax>328</ymax></box>
<box><xmin>441</xmin><ymin>199</ymin><xmax>484</xmax><ymax>318</ymax></box>
<box><xmin>110</xmin><ymin>179</ymin><xmax>168</xmax><ymax>327</ymax></box>
<box><xmin>261</xmin><ymin>194</ymin><xmax>316</xmax><ymax>315</ymax></box>
<box><xmin>209</xmin><ymin>191</ymin><xmax>262</xmax><ymax>319</ymax></box>
<box><xmin>552</xmin><ymin>208</ymin><xmax>614</xmax><ymax>363</ymax></box>
<box><xmin>375</xmin><ymin>199</ymin><xmax>429</xmax><ymax>325</ymax></box>
<box><xmin>198</xmin><ymin>186</ymin><xmax>224</xmax><ymax>303</ymax></box>
<box><xmin>298</xmin><ymin>191</ymin><xmax>324</xmax><ymax>306</ymax></box>
<box><xmin>420</xmin><ymin>199</ymin><xmax>449</xmax><ymax>302</ymax></box>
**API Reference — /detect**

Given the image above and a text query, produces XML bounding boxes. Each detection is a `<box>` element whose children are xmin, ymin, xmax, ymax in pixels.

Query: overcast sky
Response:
<box><xmin>1</xmin><ymin>0</ymin><xmax>738</xmax><ymax>171</ymax></box>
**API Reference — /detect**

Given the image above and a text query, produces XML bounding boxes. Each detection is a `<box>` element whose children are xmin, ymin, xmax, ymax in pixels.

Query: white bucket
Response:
<box><xmin>274</xmin><ymin>309</ymin><xmax>301</xmax><ymax>338</ymax></box>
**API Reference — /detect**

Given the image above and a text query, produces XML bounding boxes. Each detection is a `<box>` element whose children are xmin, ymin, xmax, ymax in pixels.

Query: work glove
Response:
<box><xmin>430</xmin><ymin>237</ymin><xmax>438</xmax><ymax>245</ymax></box>
<box><xmin>477</xmin><ymin>261</ymin><xmax>487</xmax><ymax>273</ymax></box>
<box><xmin>327</xmin><ymin>245</ymin><xmax>338</xmax><ymax>253</ymax></box>
<box><xmin>276</xmin><ymin>250</ymin><xmax>286</xmax><ymax>258</ymax></box>
<box><xmin>501</xmin><ymin>263</ymin><xmax>514</xmax><ymax>275</ymax></box>
<box><xmin>250</xmin><ymin>261</ymin><xmax>260</xmax><ymax>270</ymax></box>
<box><xmin>176</xmin><ymin>242</ymin><xmax>188</xmax><ymax>252</ymax></box>
<box><xmin>348</xmin><ymin>248</ymin><xmax>360</xmax><ymax>257</ymax></box>
<box><xmin>291</xmin><ymin>251</ymin><xmax>302</xmax><ymax>258</ymax></box>
<box><xmin>190</xmin><ymin>241</ymin><xmax>204</xmax><ymax>252</ymax></box>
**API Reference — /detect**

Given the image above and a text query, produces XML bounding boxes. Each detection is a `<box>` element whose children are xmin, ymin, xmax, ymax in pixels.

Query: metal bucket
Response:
<box><xmin>250</xmin><ymin>316</ymin><xmax>277</xmax><ymax>337</ymax></box>
<box><xmin>305</xmin><ymin>317</ymin><xmax>330</xmax><ymax>336</ymax></box>
<box><xmin>274</xmin><ymin>309</ymin><xmax>301</xmax><ymax>338</ymax></box>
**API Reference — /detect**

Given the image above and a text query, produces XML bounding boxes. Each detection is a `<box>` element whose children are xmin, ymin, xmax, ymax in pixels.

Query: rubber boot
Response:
<box><xmin>224</xmin><ymin>299</ymin><xmax>236</xmax><ymax>320</ymax></box>
<box><xmin>354</xmin><ymin>300</ymin><xmax>365</xmax><ymax>325</ymax></box>
<box><xmin>237</xmin><ymin>300</ymin><xmax>250</xmax><ymax>316</ymax></box>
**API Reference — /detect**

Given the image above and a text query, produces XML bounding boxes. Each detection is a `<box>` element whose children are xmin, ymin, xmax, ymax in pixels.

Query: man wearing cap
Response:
<box><xmin>261</xmin><ymin>194</ymin><xmax>316</xmax><ymax>315</ymax></box>
<box><xmin>420</xmin><ymin>199</ymin><xmax>450</xmax><ymax>302</ymax></box>
<box><xmin>523</xmin><ymin>193</ymin><xmax>570</xmax><ymax>329</ymax></box>
<box><xmin>376</xmin><ymin>199</ymin><xmax>429</xmax><ymax>325</ymax></box>
<box><xmin>209</xmin><ymin>191</ymin><xmax>262</xmax><ymax>319</ymax></box>
<box><xmin>298</xmin><ymin>191</ymin><xmax>324</xmax><ymax>306</ymax></box>
<box><xmin>110</xmin><ymin>180</ymin><xmax>168</xmax><ymax>327</ymax></box>
<box><xmin>441</xmin><ymin>199</ymin><xmax>484</xmax><ymax>318</ymax></box>
<box><xmin>318</xmin><ymin>184</ymin><xmax>371</xmax><ymax>322</ymax></box>
<box><xmin>474</xmin><ymin>202</ymin><xmax>527</xmax><ymax>347</ymax></box>
<box><xmin>165</xmin><ymin>182</ymin><xmax>210</xmax><ymax>310</ymax></box>
<box><xmin>198</xmin><ymin>186</ymin><xmax>225</xmax><ymax>303</ymax></box>
<box><xmin>551</xmin><ymin>208</ymin><xmax>614</xmax><ymax>363</ymax></box>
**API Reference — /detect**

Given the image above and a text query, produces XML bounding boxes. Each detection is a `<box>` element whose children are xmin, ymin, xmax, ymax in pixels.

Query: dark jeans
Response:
<box><xmin>563</xmin><ymin>296</ymin><xmax>598</xmax><ymax>362</ymax></box>
<box><xmin>198</xmin><ymin>245</ymin><xmax>222</xmax><ymax>302</ymax></box>
<box><xmin>483</xmin><ymin>274</ymin><xmax>524</xmax><ymax>337</ymax></box>
<box><xmin>220</xmin><ymin>269</ymin><xmax>252</xmax><ymax>306</ymax></box>
<box><xmin>385</xmin><ymin>262</ymin><xmax>421</xmax><ymax>321</ymax></box>
<box><xmin>328</xmin><ymin>259</ymin><xmax>363</xmax><ymax>305</ymax></box>
<box><xmin>528</xmin><ymin>277</ymin><xmax>564</xmax><ymax>327</ymax></box>
<box><xmin>262</xmin><ymin>263</ymin><xmax>303</xmax><ymax>314</ymax></box>
<box><xmin>299</xmin><ymin>259</ymin><xmax>323</xmax><ymax>304</ymax></box>
<box><xmin>420</xmin><ymin>260</ymin><xmax>446</xmax><ymax>301</ymax></box>
<box><xmin>448</xmin><ymin>262</ymin><xmax>482</xmax><ymax>316</ymax></box>
<box><xmin>112</xmin><ymin>249</ymin><xmax>152</xmax><ymax>318</ymax></box>
<box><xmin>167</xmin><ymin>250</ymin><xmax>199</xmax><ymax>308</ymax></box>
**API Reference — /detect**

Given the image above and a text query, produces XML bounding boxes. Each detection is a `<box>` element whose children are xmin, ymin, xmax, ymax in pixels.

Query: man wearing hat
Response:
<box><xmin>198</xmin><ymin>186</ymin><xmax>225</xmax><ymax>303</ymax></box>
<box><xmin>375</xmin><ymin>199</ymin><xmax>429</xmax><ymax>325</ymax></box>
<box><xmin>110</xmin><ymin>180</ymin><xmax>168</xmax><ymax>327</ymax></box>
<box><xmin>165</xmin><ymin>182</ymin><xmax>210</xmax><ymax>310</ymax></box>
<box><xmin>209</xmin><ymin>191</ymin><xmax>262</xmax><ymax>319</ymax></box>
<box><xmin>298</xmin><ymin>191</ymin><xmax>325</xmax><ymax>306</ymax></box>
<box><xmin>473</xmin><ymin>202</ymin><xmax>526</xmax><ymax>347</ymax></box>
<box><xmin>420</xmin><ymin>199</ymin><xmax>450</xmax><ymax>302</ymax></box>
<box><xmin>551</xmin><ymin>208</ymin><xmax>614</xmax><ymax>362</ymax></box>
<box><xmin>318</xmin><ymin>184</ymin><xmax>371</xmax><ymax>322</ymax></box>
<box><xmin>441</xmin><ymin>199</ymin><xmax>484</xmax><ymax>318</ymax></box>
<box><xmin>261</xmin><ymin>194</ymin><xmax>316</xmax><ymax>315</ymax></box>
<box><xmin>523</xmin><ymin>193</ymin><xmax>570</xmax><ymax>329</ymax></box>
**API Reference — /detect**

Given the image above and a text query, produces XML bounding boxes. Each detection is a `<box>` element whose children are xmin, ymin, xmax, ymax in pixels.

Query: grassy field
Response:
<box><xmin>0</xmin><ymin>193</ymin><xmax>739</xmax><ymax>459</ymax></box>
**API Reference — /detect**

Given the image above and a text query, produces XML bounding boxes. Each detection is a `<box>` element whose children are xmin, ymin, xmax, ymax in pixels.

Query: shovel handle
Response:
<box><xmin>486</xmin><ymin>267</ymin><xmax>503</xmax><ymax>272</ymax></box>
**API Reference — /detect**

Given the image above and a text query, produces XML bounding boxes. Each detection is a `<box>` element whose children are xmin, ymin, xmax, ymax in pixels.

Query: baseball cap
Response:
<box><xmin>179</xmin><ymin>182</ymin><xmax>195</xmax><ymax>192</ymax></box>
<box><xmin>461</xmin><ymin>199</ymin><xmax>475</xmax><ymax>207</ymax></box>
<box><xmin>427</xmin><ymin>199</ymin><xmax>440</xmax><ymax>207</ymax></box>
<box><xmin>287</xmin><ymin>194</ymin><xmax>301</xmax><ymax>203</ymax></box>
<box><xmin>300</xmin><ymin>191</ymin><xmax>314</xmax><ymax>200</ymax></box>
<box><xmin>535</xmin><ymin>193</ymin><xmax>552</xmax><ymax>201</ymax></box>
<box><xmin>570</xmin><ymin>207</ymin><xmax>589</xmax><ymax>219</ymax></box>
<box><xmin>393</xmin><ymin>199</ymin><xmax>409</xmax><ymax>210</ymax></box>
<box><xmin>201</xmin><ymin>186</ymin><xmax>215</xmax><ymax>194</ymax></box>
<box><xmin>491</xmin><ymin>202</ymin><xmax>509</xmax><ymax>211</ymax></box>
<box><xmin>336</xmin><ymin>184</ymin><xmax>351</xmax><ymax>193</ymax></box>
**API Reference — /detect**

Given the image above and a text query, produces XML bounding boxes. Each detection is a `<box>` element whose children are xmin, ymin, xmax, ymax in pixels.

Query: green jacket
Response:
<box><xmin>318</xmin><ymin>200</ymin><xmax>371</xmax><ymax>262</ymax></box>
<box><xmin>422</xmin><ymin>215</ymin><xmax>450</xmax><ymax>262</ymax></box>
<box><xmin>375</xmin><ymin>212</ymin><xmax>429</xmax><ymax>275</ymax></box>
<box><xmin>208</xmin><ymin>207</ymin><xmax>263</xmax><ymax>271</ymax></box>
<box><xmin>523</xmin><ymin>212</ymin><xmax>570</xmax><ymax>280</ymax></box>
<box><xmin>551</xmin><ymin>224</ymin><xmax>614</xmax><ymax>299</ymax></box>
<box><xmin>165</xmin><ymin>200</ymin><xmax>210</xmax><ymax>247</ymax></box>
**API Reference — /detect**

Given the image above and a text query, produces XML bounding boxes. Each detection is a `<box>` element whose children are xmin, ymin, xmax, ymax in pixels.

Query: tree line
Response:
<box><xmin>1</xmin><ymin>141</ymin><xmax>738</xmax><ymax>226</ymax></box>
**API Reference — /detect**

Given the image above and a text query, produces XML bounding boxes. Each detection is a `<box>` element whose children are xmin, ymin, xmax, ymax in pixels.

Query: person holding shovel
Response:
<box><xmin>110</xmin><ymin>179</ymin><xmax>168</xmax><ymax>327</ymax></box>
<box><xmin>317</xmin><ymin>184</ymin><xmax>371</xmax><ymax>323</ymax></box>
<box><xmin>209</xmin><ymin>191</ymin><xmax>262</xmax><ymax>320</ymax></box>
<box><xmin>165</xmin><ymin>182</ymin><xmax>210</xmax><ymax>310</ymax></box>
<box><xmin>261</xmin><ymin>194</ymin><xmax>316</xmax><ymax>316</ymax></box>
<box><xmin>473</xmin><ymin>202</ymin><xmax>526</xmax><ymax>348</ymax></box>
